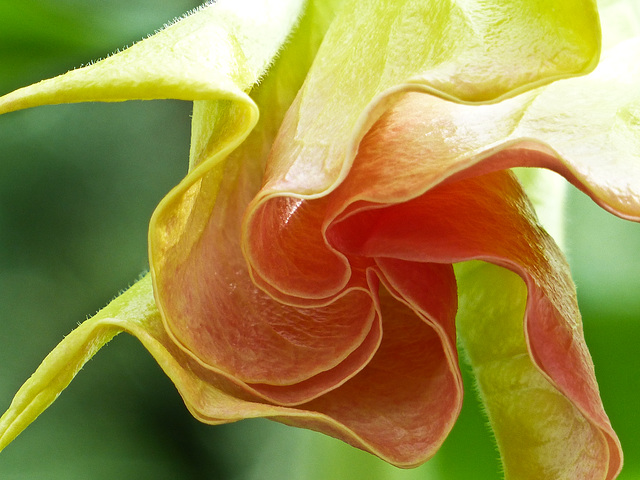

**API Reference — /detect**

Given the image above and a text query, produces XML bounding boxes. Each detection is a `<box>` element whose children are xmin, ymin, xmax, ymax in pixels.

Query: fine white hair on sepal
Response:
<box><xmin>78</xmin><ymin>2</ymin><xmax>219</xmax><ymax>69</ymax></box>
<box><xmin>155</xmin><ymin>0</ymin><xmax>218</xmax><ymax>34</ymax></box>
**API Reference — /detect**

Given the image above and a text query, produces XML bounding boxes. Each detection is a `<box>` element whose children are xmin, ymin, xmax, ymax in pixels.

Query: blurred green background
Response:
<box><xmin>0</xmin><ymin>2</ymin><xmax>639</xmax><ymax>479</ymax></box>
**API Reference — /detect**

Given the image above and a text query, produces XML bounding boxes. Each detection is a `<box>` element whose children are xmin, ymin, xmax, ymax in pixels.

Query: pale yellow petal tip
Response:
<box><xmin>0</xmin><ymin>85</ymin><xmax>43</xmax><ymax>115</ymax></box>
<box><xmin>0</xmin><ymin>275</ymin><xmax>157</xmax><ymax>452</ymax></box>
<box><xmin>0</xmin><ymin>0</ymin><xmax>305</xmax><ymax>116</ymax></box>
<box><xmin>0</xmin><ymin>321</ymin><xmax>121</xmax><ymax>452</ymax></box>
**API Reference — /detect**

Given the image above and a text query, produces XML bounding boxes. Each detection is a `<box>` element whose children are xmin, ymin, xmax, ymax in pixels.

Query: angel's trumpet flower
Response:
<box><xmin>1</xmin><ymin>0</ymin><xmax>639</xmax><ymax>478</ymax></box>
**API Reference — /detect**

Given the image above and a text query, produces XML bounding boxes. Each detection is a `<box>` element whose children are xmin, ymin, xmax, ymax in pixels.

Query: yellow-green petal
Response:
<box><xmin>0</xmin><ymin>0</ymin><xmax>307</xmax><ymax>453</ymax></box>
<box><xmin>0</xmin><ymin>276</ymin><xmax>153</xmax><ymax>451</ymax></box>
<box><xmin>0</xmin><ymin>275</ymin><xmax>302</xmax><ymax>451</ymax></box>
<box><xmin>0</xmin><ymin>0</ymin><xmax>304</xmax><ymax>113</ymax></box>
<box><xmin>456</xmin><ymin>262</ymin><xmax>618</xmax><ymax>480</ymax></box>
